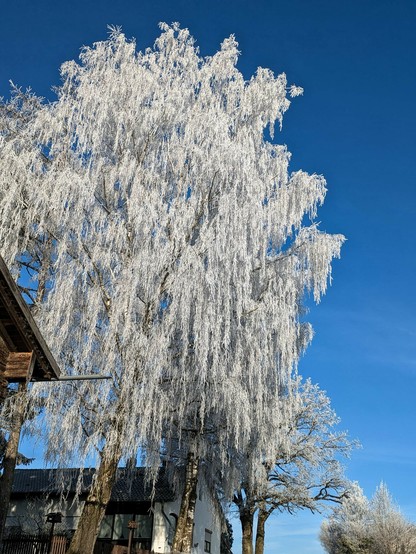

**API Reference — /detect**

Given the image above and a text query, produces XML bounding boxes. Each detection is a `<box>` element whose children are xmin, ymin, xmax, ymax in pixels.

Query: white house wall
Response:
<box><xmin>151</xmin><ymin>478</ymin><xmax>222</xmax><ymax>554</ymax></box>
<box><xmin>152</xmin><ymin>497</ymin><xmax>181</xmax><ymax>553</ymax></box>
<box><xmin>191</xmin><ymin>480</ymin><xmax>221</xmax><ymax>554</ymax></box>
<box><xmin>7</xmin><ymin>496</ymin><xmax>83</xmax><ymax>534</ymax></box>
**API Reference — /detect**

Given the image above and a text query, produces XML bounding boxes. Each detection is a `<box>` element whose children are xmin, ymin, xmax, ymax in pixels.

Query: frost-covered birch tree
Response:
<box><xmin>0</xmin><ymin>24</ymin><xmax>343</xmax><ymax>554</ymax></box>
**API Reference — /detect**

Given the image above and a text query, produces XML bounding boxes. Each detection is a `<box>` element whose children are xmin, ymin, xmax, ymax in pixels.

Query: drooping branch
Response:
<box><xmin>0</xmin><ymin>24</ymin><xmax>344</xmax><ymax>554</ymax></box>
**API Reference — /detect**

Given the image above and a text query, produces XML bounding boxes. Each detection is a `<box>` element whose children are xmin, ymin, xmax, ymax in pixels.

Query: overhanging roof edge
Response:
<box><xmin>0</xmin><ymin>256</ymin><xmax>61</xmax><ymax>380</ymax></box>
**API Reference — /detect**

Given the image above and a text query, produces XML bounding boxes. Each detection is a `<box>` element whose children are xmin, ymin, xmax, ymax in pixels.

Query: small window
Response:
<box><xmin>204</xmin><ymin>529</ymin><xmax>212</xmax><ymax>553</ymax></box>
<box><xmin>113</xmin><ymin>513</ymin><xmax>131</xmax><ymax>540</ymax></box>
<box><xmin>98</xmin><ymin>515</ymin><xmax>113</xmax><ymax>539</ymax></box>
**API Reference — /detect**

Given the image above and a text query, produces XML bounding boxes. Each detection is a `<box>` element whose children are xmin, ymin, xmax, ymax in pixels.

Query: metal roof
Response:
<box><xmin>11</xmin><ymin>468</ymin><xmax>176</xmax><ymax>503</ymax></box>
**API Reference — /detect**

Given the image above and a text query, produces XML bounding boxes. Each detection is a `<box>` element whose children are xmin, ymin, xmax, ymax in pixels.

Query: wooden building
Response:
<box><xmin>0</xmin><ymin>256</ymin><xmax>60</xmax><ymax>399</ymax></box>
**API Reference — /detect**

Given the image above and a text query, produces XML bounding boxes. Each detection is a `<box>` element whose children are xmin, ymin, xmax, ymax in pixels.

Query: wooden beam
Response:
<box><xmin>4</xmin><ymin>351</ymin><xmax>36</xmax><ymax>382</ymax></box>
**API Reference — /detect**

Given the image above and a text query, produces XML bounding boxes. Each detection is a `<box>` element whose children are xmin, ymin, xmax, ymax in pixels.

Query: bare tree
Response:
<box><xmin>233</xmin><ymin>377</ymin><xmax>355</xmax><ymax>554</ymax></box>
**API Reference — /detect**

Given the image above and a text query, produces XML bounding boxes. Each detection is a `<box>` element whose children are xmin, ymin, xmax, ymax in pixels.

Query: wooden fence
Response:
<box><xmin>1</xmin><ymin>534</ymin><xmax>69</xmax><ymax>554</ymax></box>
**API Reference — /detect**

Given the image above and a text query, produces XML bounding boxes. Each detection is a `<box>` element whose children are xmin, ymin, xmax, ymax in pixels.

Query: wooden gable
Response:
<box><xmin>0</xmin><ymin>256</ymin><xmax>60</xmax><ymax>383</ymax></box>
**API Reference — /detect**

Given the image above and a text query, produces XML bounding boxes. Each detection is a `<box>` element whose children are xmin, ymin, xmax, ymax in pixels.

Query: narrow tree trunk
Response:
<box><xmin>240</xmin><ymin>507</ymin><xmax>254</xmax><ymax>554</ymax></box>
<box><xmin>66</xmin><ymin>444</ymin><xmax>121</xmax><ymax>554</ymax></box>
<box><xmin>171</xmin><ymin>451</ymin><xmax>199</xmax><ymax>553</ymax></box>
<box><xmin>0</xmin><ymin>383</ymin><xmax>27</xmax><ymax>545</ymax></box>
<box><xmin>183</xmin><ymin>466</ymin><xmax>198</xmax><ymax>551</ymax></box>
<box><xmin>233</xmin><ymin>489</ymin><xmax>255</xmax><ymax>554</ymax></box>
<box><xmin>254</xmin><ymin>507</ymin><xmax>270</xmax><ymax>554</ymax></box>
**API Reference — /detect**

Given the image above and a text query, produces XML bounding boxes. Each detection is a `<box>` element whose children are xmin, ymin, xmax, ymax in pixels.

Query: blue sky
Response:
<box><xmin>2</xmin><ymin>1</ymin><xmax>416</xmax><ymax>552</ymax></box>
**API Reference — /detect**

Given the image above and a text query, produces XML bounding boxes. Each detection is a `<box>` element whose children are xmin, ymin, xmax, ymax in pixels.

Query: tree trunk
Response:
<box><xmin>254</xmin><ymin>507</ymin><xmax>270</xmax><ymax>554</ymax></box>
<box><xmin>183</xmin><ymin>465</ymin><xmax>198</xmax><ymax>551</ymax></box>
<box><xmin>171</xmin><ymin>451</ymin><xmax>199</xmax><ymax>553</ymax></box>
<box><xmin>66</xmin><ymin>444</ymin><xmax>121</xmax><ymax>554</ymax></box>
<box><xmin>0</xmin><ymin>383</ymin><xmax>27</xmax><ymax>545</ymax></box>
<box><xmin>233</xmin><ymin>489</ymin><xmax>255</xmax><ymax>554</ymax></box>
<box><xmin>240</xmin><ymin>508</ymin><xmax>254</xmax><ymax>554</ymax></box>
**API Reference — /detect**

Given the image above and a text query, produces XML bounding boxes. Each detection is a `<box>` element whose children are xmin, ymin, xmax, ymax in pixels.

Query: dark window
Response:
<box><xmin>167</xmin><ymin>513</ymin><xmax>177</xmax><ymax>545</ymax></box>
<box><xmin>205</xmin><ymin>529</ymin><xmax>212</xmax><ymax>553</ymax></box>
<box><xmin>96</xmin><ymin>512</ymin><xmax>152</xmax><ymax>552</ymax></box>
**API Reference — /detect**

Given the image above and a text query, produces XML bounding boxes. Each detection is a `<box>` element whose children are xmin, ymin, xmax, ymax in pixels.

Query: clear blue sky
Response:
<box><xmin>2</xmin><ymin>1</ymin><xmax>415</xmax><ymax>552</ymax></box>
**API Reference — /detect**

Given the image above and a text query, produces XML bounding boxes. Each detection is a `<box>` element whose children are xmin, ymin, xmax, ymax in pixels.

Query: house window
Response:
<box><xmin>98</xmin><ymin>515</ymin><xmax>113</xmax><ymax>539</ymax></box>
<box><xmin>167</xmin><ymin>513</ymin><xmax>177</xmax><ymax>545</ymax></box>
<box><xmin>204</xmin><ymin>529</ymin><xmax>212</xmax><ymax>553</ymax></box>
<box><xmin>97</xmin><ymin>513</ymin><xmax>152</xmax><ymax>550</ymax></box>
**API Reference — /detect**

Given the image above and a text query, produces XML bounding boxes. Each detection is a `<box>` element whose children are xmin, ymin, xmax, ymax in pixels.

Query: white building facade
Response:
<box><xmin>6</xmin><ymin>468</ymin><xmax>227</xmax><ymax>554</ymax></box>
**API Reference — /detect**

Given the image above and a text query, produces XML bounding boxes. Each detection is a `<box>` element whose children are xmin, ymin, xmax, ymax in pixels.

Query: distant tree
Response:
<box><xmin>369</xmin><ymin>483</ymin><xmax>416</xmax><ymax>554</ymax></box>
<box><xmin>233</xmin><ymin>377</ymin><xmax>355</xmax><ymax>554</ymax></box>
<box><xmin>320</xmin><ymin>482</ymin><xmax>416</xmax><ymax>554</ymax></box>
<box><xmin>0</xmin><ymin>24</ymin><xmax>343</xmax><ymax>554</ymax></box>
<box><xmin>320</xmin><ymin>483</ymin><xmax>372</xmax><ymax>554</ymax></box>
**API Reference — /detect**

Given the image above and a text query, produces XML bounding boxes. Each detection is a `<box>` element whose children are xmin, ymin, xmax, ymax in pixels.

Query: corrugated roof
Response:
<box><xmin>12</xmin><ymin>468</ymin><xmax>176</xmax><ymax>503</ymax></box>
